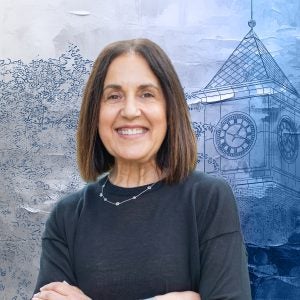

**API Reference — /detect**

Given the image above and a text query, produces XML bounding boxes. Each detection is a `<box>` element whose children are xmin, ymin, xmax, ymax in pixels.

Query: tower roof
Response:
<box><xmin>205</xmin><ymin>29</ymin><xmax>299</xmax><ymax>96</ymax></box>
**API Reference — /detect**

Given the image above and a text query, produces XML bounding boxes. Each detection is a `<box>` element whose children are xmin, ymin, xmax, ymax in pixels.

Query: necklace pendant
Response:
<box><xmin>116</xmin><ymin>202</ymin><xmax>120</xmax><ymax>206</ymax></box>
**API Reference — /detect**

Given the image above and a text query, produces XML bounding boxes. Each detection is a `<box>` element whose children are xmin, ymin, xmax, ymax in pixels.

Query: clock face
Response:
<box><xmin>214</xmin><ymin>112</ymin><xmax>257</xmax><ymax>159</ymax></box>
<box><xmin>277</xmin><ymin>116</ymin><xmax>299</xmax><ymax>163</ymax></box>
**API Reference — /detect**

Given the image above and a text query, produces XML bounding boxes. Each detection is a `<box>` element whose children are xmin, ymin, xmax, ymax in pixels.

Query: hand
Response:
<box><xmin>32</xmin><ymin>281</ymin><xmax>91</xmax><ymax>300</ymax></box>
<box><xmin>155</xmin><ymin>291</ymin><xmax>201</xmax><ymax>300</ymax></box>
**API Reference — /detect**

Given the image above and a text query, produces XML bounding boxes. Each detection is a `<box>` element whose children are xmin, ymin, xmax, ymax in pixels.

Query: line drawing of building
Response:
<box><xmin>187</xmin><ymin>12</ymin><xmax>300</xmax><ymax>300</ymax></box>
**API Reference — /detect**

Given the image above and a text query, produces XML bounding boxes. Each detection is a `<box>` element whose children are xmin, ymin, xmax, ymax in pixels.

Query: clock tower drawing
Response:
<box><xmin>187</xmin><ymin>13</ymin><xmax>300</xmax><ymax>299</ymax></box>
<box><xmin>189</xmin><ymin>25</ymin><xmax>300</xmax><ymax>194</ymax></box>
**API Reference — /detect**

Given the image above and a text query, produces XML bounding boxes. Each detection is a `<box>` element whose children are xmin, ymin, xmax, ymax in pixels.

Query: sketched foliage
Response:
<box><xmin>192</xmin><ymin>121</ymin><xmax>215</xmax><ymax>139</ymax></box>
<box><xmin>0</xmin><ymin>45</ymin><xmax>92</xmax><ymax>299</ymax></box>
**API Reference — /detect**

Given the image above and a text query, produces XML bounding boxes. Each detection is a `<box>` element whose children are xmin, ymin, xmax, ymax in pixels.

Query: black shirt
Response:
<box><xmin>34</xmin><ymin>171</ymin><xmax>251</xmax><ymax>299</ymax></box>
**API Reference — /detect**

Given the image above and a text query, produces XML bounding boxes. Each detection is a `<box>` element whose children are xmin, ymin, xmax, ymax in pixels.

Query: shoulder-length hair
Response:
<box><xmin>77</xmin><ymin>38</ymin><xmax>197</xmax><ymax>184</ymax></box>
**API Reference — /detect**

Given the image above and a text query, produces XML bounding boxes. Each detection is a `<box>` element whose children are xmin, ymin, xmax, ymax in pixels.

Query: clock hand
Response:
<box><xmin>226</xmin><ymin>132</ymin><xmax>239</xmax><ymax>142</ymax></box>
<box><xmin>226</xmin><ymin>132</ymin><xmax>235</xmax><ymax>137</ymax></box>
<box><xmin>234</xmin><ymin>135</ymin><xmax>247</xmax><ymax>141</ymax></box>
<box><xmin>233</xmin><ymin>125</ymin><xmax>248</xmax><ymax>141</ymax></box>
<box><xmin>227</xmin><ymin>131</ymin><xmax>247</xmax><ymax>141</ymax></box>
<box><xmin>227</xmin><ymin>122</ymin><xmax>251</xmax><ymax>141</ymax></box>
<box><xmin>236</xmin><ymin>124</ymin><xmax>243</xmax><ymax>136</ymax></box>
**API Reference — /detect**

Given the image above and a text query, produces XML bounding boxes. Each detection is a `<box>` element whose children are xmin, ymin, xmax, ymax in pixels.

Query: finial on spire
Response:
<box><xmin>248</xmin><ymin>0</ymin><xmax>256</xmax><ymax>28</ymax></box>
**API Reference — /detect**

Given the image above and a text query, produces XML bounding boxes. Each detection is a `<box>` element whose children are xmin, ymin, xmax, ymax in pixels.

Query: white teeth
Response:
<box><xmin>118</xmin><ymin>128</ymin><xmax>146</xmax><ymax>135</ymax></box>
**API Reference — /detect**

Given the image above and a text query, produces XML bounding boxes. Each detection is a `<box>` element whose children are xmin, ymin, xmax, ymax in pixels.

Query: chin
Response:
<box><xmin>116</xmin><ymin>152</ymin><xmax>155</xmax><ymax>164</ymax></box>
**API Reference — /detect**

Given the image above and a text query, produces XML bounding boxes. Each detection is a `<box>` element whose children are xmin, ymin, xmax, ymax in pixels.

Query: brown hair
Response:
<box><xmin>77</xmin><ymin>38</ymin><xmax>197</xmax><ymax>184</ymax></box>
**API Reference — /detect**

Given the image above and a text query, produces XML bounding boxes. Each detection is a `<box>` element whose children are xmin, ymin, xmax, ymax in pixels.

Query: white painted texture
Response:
<box><xmin>1</xmin><ymin>0</ymin><xmax>300</xmax><ymax>89</ymax></box>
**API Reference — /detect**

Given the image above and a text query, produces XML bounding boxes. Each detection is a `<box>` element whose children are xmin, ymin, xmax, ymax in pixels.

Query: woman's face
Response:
<box><xmin>98</xmin><ymin>53</ymin><xmax>167</xmax><ymax>166</ymax></box>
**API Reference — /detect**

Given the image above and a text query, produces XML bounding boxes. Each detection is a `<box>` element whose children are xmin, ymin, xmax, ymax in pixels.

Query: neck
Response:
<box><xmin>109</xmin><ymin>160</ymin><xmax>163</xmax><ymax>187</ymax></box>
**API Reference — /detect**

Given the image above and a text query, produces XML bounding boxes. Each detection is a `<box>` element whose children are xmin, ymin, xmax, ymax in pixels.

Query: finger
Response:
<box><xmin>64</xmin><ymin>283</ymin><xmax>85</xmax><ymax>295</ymax></box>
<box><xmin>33</xmin><ymin>290</ymin><xmax>65</xmax><ymax>300</ymax></box>
<box><xmin>62</xmin><ymin>280</ymin><xmax>85</xmax><ymax>294</ymax></box>
<box><xmin>32</xmin><ymin>291</ymin><xmax>42</xmax><ymax>299</ymax></box>
<box><xmin>40</xmin><ymin>281</ymin><xmax>85</xmax><ymax>296</ymax></box>
<box><xmin>40</xmin><ymin>281</ymin><xmax>71</xmax><ymax>295</ymax></box>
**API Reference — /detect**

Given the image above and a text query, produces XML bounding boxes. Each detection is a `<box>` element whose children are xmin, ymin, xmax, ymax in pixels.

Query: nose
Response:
<box><xmin>120</xmin><ymin>94</ymin><xmax>141</xmax><ymax>119</ymax></box>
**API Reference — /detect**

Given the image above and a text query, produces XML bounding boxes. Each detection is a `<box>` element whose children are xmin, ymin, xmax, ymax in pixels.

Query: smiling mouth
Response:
<box><xmin>117</xmin><ymin>128</ymin><xmax>148</xmax><ymax>135</ymax></box>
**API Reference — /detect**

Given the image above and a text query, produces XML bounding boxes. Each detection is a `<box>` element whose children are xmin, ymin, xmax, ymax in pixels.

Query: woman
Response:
<box><xmin>33</xmin><ymin>39</ymin><xmax>251</xmax><ymax>300</ymax></box>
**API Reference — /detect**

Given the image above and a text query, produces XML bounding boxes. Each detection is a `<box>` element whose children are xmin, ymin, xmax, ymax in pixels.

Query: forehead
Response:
<box><xmin>104</xmin><ymin>53</ymin><xmax>160</xmax><ymax>86</ymax></box>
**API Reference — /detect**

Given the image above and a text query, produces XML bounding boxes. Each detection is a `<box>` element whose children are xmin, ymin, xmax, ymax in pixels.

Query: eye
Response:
<box><xmin>105</xmin><ymin>92</ymin><xmax>123</xmax><ymax>102</ymax></box>
<box><xmin>141</xmin><ymin>92</ymin><xmax>154</xmax><ymax>98</ymax></box>
<box><xmin>108</xmin><ymin>94</ymin><xmax>120</xmax><ymax>100</ymax></box>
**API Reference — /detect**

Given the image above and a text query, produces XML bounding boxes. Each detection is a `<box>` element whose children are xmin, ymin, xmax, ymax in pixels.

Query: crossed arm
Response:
<box><xmin>32</xmin><ymin>282</ymin><xmax>201</xmax><ymax>300</ymax></box>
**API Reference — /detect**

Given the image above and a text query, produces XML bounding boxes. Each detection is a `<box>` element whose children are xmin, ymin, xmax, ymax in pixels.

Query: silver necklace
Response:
<box><xmin>99</xmin><ymin>176</ymin><xmax>157</xmax><ymax>206</ymax></box>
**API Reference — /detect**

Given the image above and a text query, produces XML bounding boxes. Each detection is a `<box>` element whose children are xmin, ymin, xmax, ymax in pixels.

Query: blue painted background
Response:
<box><xmin>0</xmin><ymin>1</ymin><xmax>299</xmax><ymax>299</ymax></box>
<box><xmin>187</xmin><ymin>27</ymin><xmax>300</xmax><ymax>299</ymax></box>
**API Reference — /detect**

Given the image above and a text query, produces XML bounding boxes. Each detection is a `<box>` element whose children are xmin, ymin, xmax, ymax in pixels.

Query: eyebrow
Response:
<box><xmin>139</xmin><ymin>84</ymin><xmax>160</xmax><ymax>91</ymax></box>
<box><xmin>103</xmin><ymin>83</ymin><xmax>161</xmax><ymax>92</ymax></box>
<box><xmin>103</xmin><ymin>84</ymin><xmax>122</xmax><ymax>92</ymax></box>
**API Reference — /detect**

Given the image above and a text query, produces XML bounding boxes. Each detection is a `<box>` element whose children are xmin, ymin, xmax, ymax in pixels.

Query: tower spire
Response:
<box><xmin>248</xmin><ymin>0</ymin><xmax>256</xmax><ymax>29</ymax></box>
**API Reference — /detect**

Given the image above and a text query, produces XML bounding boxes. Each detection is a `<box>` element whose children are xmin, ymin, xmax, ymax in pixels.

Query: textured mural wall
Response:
<box><xmin>187</xmin><ymin>26</ymin><xmax>300</xmax><ymax>299</ymax></box>
<box><xmin>1</xmin><ymin>0</ymin><xmax>299</xmax><ymax>299</ymax></box>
